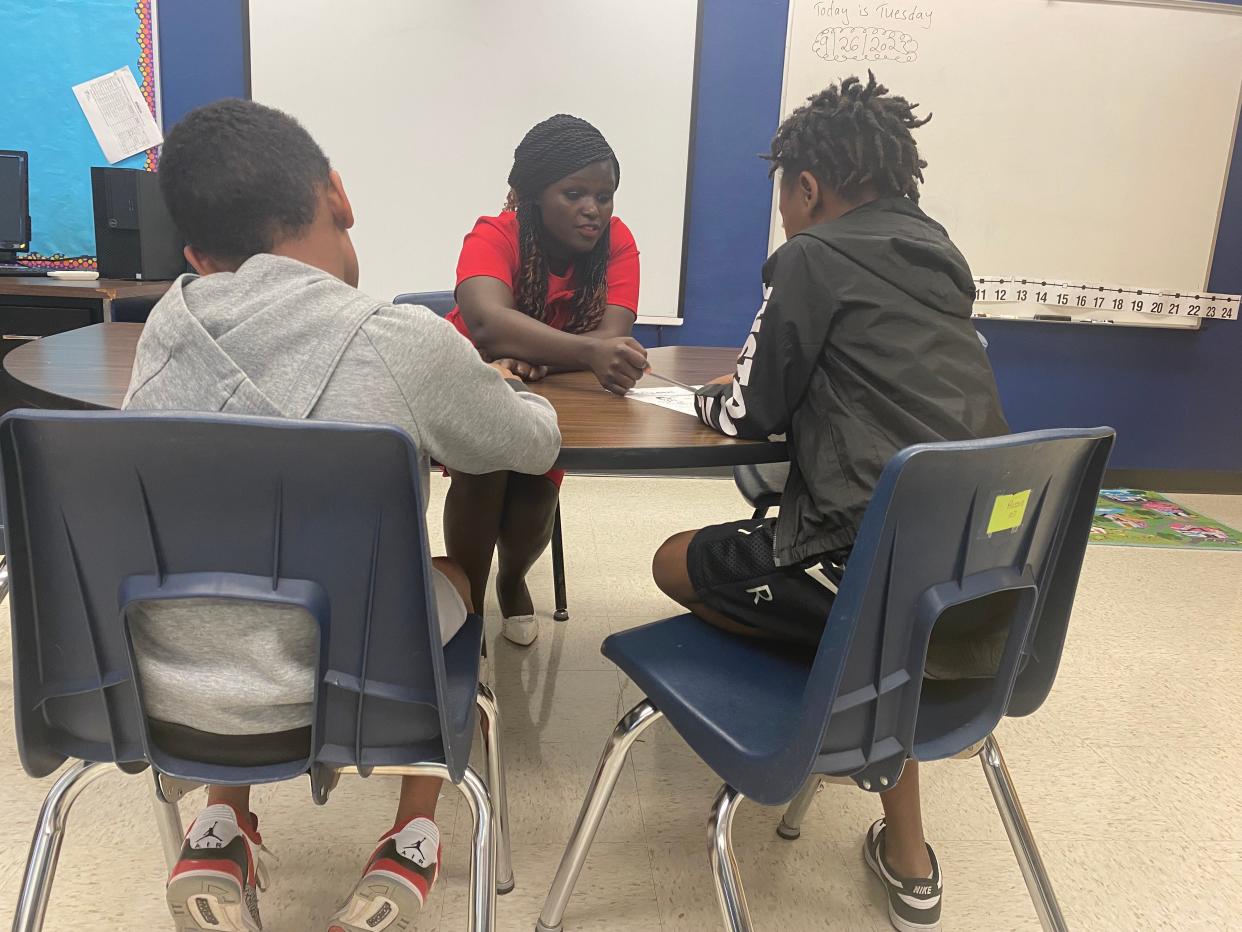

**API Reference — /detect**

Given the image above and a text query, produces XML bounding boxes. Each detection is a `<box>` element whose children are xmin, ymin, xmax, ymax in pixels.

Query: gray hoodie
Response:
<box><xmin>123</xmin><ymin>253</ymin><xmax>561</xmax><ymax>733</ymax></box>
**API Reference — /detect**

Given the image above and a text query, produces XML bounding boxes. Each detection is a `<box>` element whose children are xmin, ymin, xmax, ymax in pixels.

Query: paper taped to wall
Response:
<box><xmin>72</xmin><ymin>67</ymin><xmax>162</xmax><ymax>164</ymax></box>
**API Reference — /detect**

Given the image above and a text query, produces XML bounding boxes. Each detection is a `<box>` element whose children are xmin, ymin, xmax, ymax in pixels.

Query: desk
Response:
<box><xmin>0</xmin><ymin>278</ymin><xmax>171</xmax><ymax>414</ymax></box>
<box><xmin>1</xmin><ymin>323</ymin><xmax>786</xmax><ymax>470</ymax></box>
<box><xmin>0</xmin><ymin>277</ymin><xmax>170</xmax><ymax>327</ymax></box>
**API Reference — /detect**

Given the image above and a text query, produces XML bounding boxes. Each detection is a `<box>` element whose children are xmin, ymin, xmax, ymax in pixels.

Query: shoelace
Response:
<box><xmin>255</xmin><ymin>843</ymin><xmax>278</xmax><ymax>892</ymax></box>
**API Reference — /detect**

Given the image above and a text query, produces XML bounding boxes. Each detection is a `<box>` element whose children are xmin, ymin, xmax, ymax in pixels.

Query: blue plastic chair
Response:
<box><xmin>394</xmin><ymin>289</ymin><xmax>457</xmax><ymax>318</ymax></box>
<box><xmin>395</xmin><ymin>289</ymin><xmax>571</xmax><ymax>623</ymax></box>
<box><xmin>536</xmin><ymin>427</ymin><xmax>1115</xmax><ymax>932</ymax></box>
<box><xmin>0</xmin><ymin>409</ymin><xmax>515</xmax><ymax>932</ymax></box>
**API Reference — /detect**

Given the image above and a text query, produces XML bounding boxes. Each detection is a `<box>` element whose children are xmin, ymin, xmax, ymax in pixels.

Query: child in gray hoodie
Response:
<box><xmin>123</xmin><ymin>99</ymin><xmax>560</xmax><ymax>932</ymax></box>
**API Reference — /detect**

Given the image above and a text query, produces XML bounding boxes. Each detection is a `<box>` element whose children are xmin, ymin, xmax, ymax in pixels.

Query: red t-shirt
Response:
<box><xmin>447</xmin><ymin>212</ymin><xmax>640</xmax><ymax>341</ymax></box>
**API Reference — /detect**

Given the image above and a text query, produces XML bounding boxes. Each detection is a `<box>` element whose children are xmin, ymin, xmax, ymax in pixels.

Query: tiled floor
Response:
<box><xmin>1</xmin><ymin>477</ymin><xmax>1240</xmax><ymax>930</ymax></box>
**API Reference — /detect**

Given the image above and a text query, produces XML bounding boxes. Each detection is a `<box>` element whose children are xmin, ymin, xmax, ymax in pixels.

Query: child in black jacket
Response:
<box><xmin>654</xmin><ymin>72</ymin><xmax>1009</xmax><ymax>932</ymax></box>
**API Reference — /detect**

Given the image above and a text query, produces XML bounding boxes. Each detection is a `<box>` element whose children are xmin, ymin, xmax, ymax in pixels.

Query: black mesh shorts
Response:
<box><xmin>685</xmin><ymin>518</ymin><xmax>842</xmax><ymax>647</ymax></box>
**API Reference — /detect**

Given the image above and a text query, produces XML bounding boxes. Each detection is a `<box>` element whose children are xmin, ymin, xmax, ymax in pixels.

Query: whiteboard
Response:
<box><xmin>774</xmin><ymin>0</ymin><xmax>1242</xmax><ymax>329</ymax></box>
<box><xmin>249</xmin><ymin>0</ymin><xmax>699</xmax><ymax>320</ymax></box>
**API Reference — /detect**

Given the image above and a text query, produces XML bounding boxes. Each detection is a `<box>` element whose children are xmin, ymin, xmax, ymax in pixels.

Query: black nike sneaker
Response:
<box><xmin>166</xmin><ymin>803</ymin><xmax>270</xmax><ymax>932</ymax></box>
<box><xmin>863</xmin><ymin>819</ymin><xmax>943</xmax><ymax>932</ymax></box>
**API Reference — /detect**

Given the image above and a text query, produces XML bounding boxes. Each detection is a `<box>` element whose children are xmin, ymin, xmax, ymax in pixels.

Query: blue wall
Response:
<box><xmin>157</xmin><ymin>0</ymin><xmax>248</xmax><ymax>125</ymax></box>
<box><xmin>158</xmin><ymin>0</ymin><xmax>1242</xmax><ymax>474</ymax></box>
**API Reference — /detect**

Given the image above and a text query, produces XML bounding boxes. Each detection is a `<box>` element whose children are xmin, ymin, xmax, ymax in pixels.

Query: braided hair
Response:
<box><xmin>765</xmin><ymin>71</ymin><xmax>931</xmax><ymax>203</ymax></box>
<box><xmin>505</xmin><ymin>114</ymin><xmax>620</xmax><ymax>334</ymax></box>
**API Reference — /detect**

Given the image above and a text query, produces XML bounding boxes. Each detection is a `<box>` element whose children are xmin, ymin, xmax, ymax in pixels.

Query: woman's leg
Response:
<box><xmin>495</xmin><ymin>473</ymin><xmax>560</xmax><ymax>618</ymax></box>
<box><xmin>444</xmin><ymin>470</ymin><xmax>510</xmax><ymax>613</ymax></box>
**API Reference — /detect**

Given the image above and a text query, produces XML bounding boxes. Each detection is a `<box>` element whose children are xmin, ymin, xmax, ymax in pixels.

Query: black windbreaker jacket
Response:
<box><xmin>695</xmin><ymin>197</ymin><xmax>1010</xmax><ymax>566</ymax></box>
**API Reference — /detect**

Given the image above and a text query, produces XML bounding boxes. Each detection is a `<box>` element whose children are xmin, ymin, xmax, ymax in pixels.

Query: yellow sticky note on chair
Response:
<box><xmin>988</xmin><ymin>490</ymin><xmax>1031</xmax><ymax>535</ymax></box>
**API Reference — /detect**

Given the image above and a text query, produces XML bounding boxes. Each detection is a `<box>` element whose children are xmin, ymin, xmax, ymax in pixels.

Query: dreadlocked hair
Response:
<box><xmin>504</xmin><ymin>114</ymin><xmax>619</xmax><ymax>334</ymax></box>
<box><xmin>765</xmin><ymin>70</ymin><xmax>931</xmax><ymax>203</ymax></box>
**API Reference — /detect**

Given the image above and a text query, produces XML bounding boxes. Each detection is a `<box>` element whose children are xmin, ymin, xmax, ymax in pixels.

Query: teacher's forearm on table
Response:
<box><xmin>541</xmin><ymin>306</ymin><xmax>635</xmax><ymax>374</ymax></box>
<box><xmin>466</xmin><ymin>305</ymin><xmax>594</xmax><ymax>370</ymax></box>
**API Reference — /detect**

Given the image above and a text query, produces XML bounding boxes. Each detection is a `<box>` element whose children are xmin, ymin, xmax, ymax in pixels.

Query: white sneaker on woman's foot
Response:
<box><xmin>501</xmin><ymin>614</ymin><xmax>538</xmax><ymax>645</ymax></box>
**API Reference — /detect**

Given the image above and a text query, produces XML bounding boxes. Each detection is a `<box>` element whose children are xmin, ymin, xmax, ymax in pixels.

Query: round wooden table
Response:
<box><xmin>1</xmin><ymin>323</ymin><xmax>786</xmax><ymax>470</ymax></box>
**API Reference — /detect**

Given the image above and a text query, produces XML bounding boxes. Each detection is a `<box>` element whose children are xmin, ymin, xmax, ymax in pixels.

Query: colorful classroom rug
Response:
<box><xmin>1091</xmin><ymin>490</ymin><xmax>1242</xmax><ymax>551</ymax></box>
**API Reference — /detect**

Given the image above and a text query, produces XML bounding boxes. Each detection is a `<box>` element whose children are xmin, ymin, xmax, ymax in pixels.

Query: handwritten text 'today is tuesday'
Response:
<box><xmin>814</xmin><ymin>2</ymin><xmax>934</xmax><ymax>30</ymax></box>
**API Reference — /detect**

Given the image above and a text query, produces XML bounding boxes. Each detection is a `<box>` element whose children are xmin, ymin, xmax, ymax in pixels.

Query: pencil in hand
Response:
<box><xmin>641</xmin><ymin>369</ymin><xmax>698</xmax><ymax>392</ymax></box>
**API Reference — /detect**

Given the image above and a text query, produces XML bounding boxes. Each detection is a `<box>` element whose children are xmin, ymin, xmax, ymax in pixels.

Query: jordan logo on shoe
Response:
<box><xmin>194</xmin><ymin>822</ymin><xmax>225</xmax><ymax>849</ymax></box>
<box><xmin>400</xmin><ymin>836</ymin><xmax>432</xmax><ymax>867</ymax></box>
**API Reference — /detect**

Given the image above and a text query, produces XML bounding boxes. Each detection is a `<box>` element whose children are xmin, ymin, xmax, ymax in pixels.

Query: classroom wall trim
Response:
<box><xmin>1103</xmin><ymin>470</ymin><xmax>1242</xmax><ymax>495</ymax></box>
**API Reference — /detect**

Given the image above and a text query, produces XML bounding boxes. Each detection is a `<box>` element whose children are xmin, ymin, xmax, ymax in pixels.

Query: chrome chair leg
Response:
<box><xmin>776</xmin><ymin>775</ymin><xmax>822</xmax><ymax>840</ymax></box>
<box><xmin>476</xmin><ymin>682</ymin><xmax>514</xmax><ymax>894</ymax></box>
<box><xmin>151</xmin><ymin>772</ymin><xmax>200</xmax><ymax>870</ymax></box>
<box><xmin>454</xmin><ymin>766</ymin><xmax>499</xmax><ymax>932</ymax></box>
<box><xmin>709</xmin><ymin>784</ymin><xmax>755</xmax><ymax>932</ymax></box>
<box><xmin>150</xmin><ymin>785</ymin><xmax>185</xmax><ymax>872</ymax></box>
<box><xmin>536</xmin><ymin>700</ymin><xmax>663</xmax><ymax>932</ymax></box>
<box><xmin>980</xmin><ymin>735</ymin><xmax>1068</xmax><ymax>932</ymax></box>
<box><xmin>339</xmin><ymin>763</ymin><xmax>496</xmax><ymax>932</ymax></box>
<box><xmin>12</xmin><ymin>761</ymin><xmax>113</xmax><ymax>932</ymax></box>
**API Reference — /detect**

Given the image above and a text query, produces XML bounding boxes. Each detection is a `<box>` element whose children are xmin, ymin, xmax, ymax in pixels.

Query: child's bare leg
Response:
<box><xmin>207</xmin><ymin>785</ymin><xmax>251</xmax><ymax>811</ymax></box>
<box><xmin>652</xmin><ymin>530</ymin><xmax>767</xmax><ymax>638</ymax></box>
<box><xmin>879</xmin><ymin>760</ymin><xmax>933</xmax><ymax>878</ymax></box>
<box><xmin>396</xmin><ymin>776</ymin><xmax>442</xmax><ymax>826</ymax></box>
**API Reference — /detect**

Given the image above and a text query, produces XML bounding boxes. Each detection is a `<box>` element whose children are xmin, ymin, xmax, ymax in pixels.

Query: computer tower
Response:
<box><xmin>91</xmin><ymin>167</ymin><xmax>186</xmax><ymax>280</ymax></box>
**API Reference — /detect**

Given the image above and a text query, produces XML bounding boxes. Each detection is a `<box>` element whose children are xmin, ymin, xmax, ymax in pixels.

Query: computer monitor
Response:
<box><xmin>0</xmin><ymin>150</ymin><xmax>31</xmax><ymax>262</ymax></box>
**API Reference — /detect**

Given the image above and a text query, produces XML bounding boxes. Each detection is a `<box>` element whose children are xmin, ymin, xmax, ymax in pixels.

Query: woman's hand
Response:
<box><xmin>707</xmin><ymin>374</ymin><xmax>734</xmax><ymax>386</ymax></box>
<box><xmin>493</xmin><ymin>358</ymin><xmax>549</xmax><ymax>382</ymax></box>
<box><xmin>585</xmin><ymin>336</ymin><xmax>648</xmax><ymax>395</ymax></box>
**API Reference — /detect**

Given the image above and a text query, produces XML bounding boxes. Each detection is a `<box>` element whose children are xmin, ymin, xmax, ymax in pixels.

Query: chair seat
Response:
<box><xmin>604</xmin><ymin>615</ymin><xmax>1010</xmax><ymax>802</ymax></box>
<box><xmin>603</xmin><ymin>614</ymin><xmax>812</xmax><ymax>803</ymax></box>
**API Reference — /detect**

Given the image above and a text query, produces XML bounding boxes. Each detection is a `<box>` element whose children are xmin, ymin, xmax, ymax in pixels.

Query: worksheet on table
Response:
<box><xmin>626</xmin><ymin>386</ymin><xmax>702</xmax><ymax>418</ymax></box>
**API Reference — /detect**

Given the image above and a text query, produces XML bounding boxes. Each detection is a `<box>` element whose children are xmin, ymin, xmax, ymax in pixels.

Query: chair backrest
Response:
<box><xmin>393</xmin><ymin>290</ymin><xmax>456</xmax><ymax>318</ymax></box>
<box><xmin>792</xmin><ymin>428</ymin><xmax>1114</xmax><ymax>793</ymax></box>
<box><xmin>0</xmin><ymin>410</ymin><xmax>478</xmax><ymax>794</ymax></box>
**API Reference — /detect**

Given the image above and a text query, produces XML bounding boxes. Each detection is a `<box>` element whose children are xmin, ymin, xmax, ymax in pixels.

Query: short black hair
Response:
<box><xmin>158</xmin><ymin>98</ymin><xmax>331</xmax><ymax>260</ymax></box>
<box><xmin>765</xmin><ymin>71</ymin><xmax>931</xmax><ymax>203</ymax></box>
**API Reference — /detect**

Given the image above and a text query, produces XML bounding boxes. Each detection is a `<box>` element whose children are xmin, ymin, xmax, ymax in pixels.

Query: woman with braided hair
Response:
<box><xmin>445</xmin><ymin>114</ymin><xmax>646</xmax><ymax>645</ymax></box>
